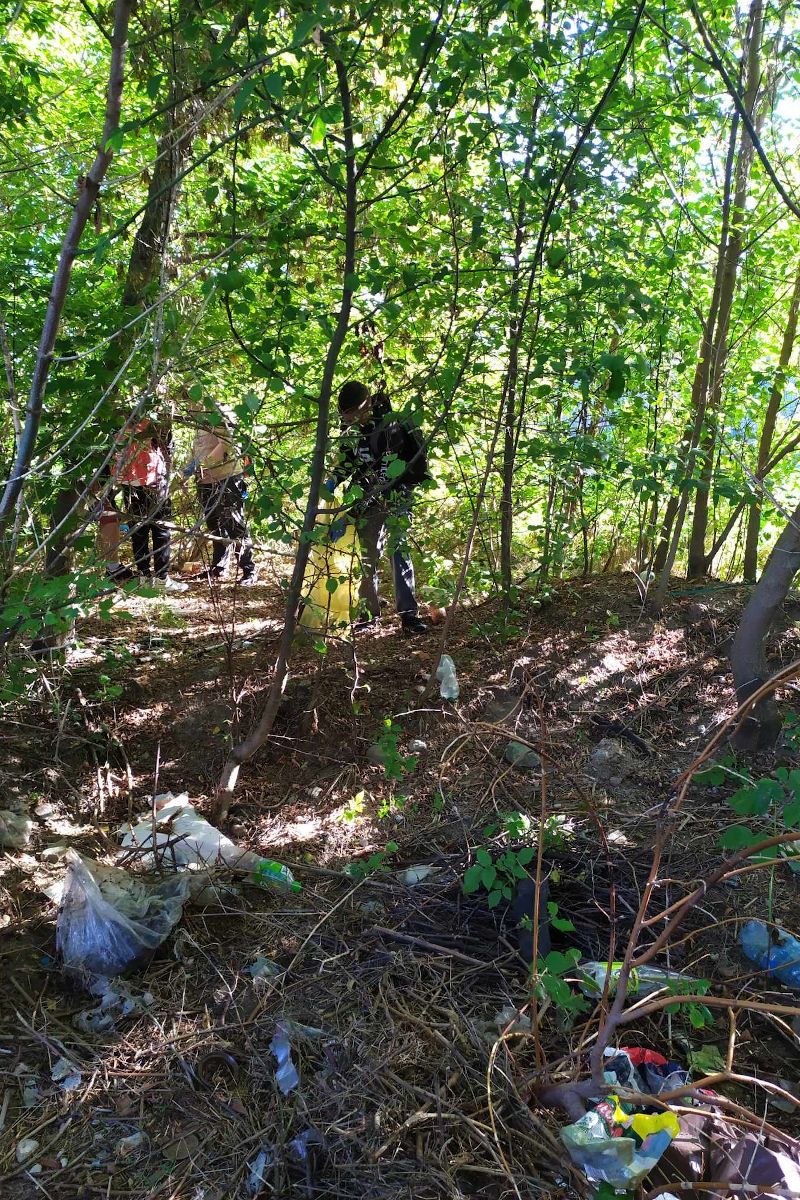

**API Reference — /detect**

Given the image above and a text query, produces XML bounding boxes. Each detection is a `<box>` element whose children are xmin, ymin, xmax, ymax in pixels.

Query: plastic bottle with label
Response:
<box><xmin>578</xmin><ymin>961</ymin><xmax>697</xmax><ymax>998</ymax></box>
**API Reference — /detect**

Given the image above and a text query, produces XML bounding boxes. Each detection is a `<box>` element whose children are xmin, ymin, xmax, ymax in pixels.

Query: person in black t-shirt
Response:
<box><xmin>327</xmin><ymin>381</ymin><xmax>430</xmax><ymax>635</ymax></box>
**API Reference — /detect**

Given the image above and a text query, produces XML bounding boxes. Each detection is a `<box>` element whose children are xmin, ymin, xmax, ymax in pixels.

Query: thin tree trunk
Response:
<box><xmin>0</xmin><ymin>0</ymin><xmax>133</xmax><ymax>532</ymax></box>
<box><xmin>730</xmin><ymin>499</ymin><xmax>800</xmax><ymax>749</ymax></box>
<box><xmin>0</xmin><ymin>301</ymin><xmax>25</xmax><ymax>562</ymax></box>
<box><xmin>500</xmin><ymin>131</ymin><xmax>536</xmax><ymax>598</ymax></box>
<box><xmin>650</xmin><ymin>70</ymin><xmax>745</xmax><ymax>606</ymax></box>
<box><xmin>687</xmin><ymin>0</ymin><xmax>763</xmax><ymax>576</ymax></box>
<box><xmin>214</xmin><ymin>44</ymin><xmax>357</xmax><ymax>820</ymax></box>
<box><xmin>742</xmin><ymin>260</ymin><xmax>800</xmax><ymax>580</ymax></box>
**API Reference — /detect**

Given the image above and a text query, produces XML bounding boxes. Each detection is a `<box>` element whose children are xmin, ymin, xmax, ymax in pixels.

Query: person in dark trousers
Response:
<box><xmin>327</xmin><ymin>380</ymin><xmax>429</xmax><ymax>635</ymax></box>
<box><xmin>113</xmin><ymin>418</ymin><xmax>187</xmax><ymax>592</ymax></box>
<box><xmin>189</xmin><ymin>403</ymin><xmax>257</xmax><ymax>584</ymax></box>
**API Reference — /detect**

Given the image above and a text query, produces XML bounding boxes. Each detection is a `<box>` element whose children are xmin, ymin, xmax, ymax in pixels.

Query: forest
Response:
<box><xmin>2</xmin><ymin>0</ymin><xmax>800</xmax><ymax>1196</ymax></box>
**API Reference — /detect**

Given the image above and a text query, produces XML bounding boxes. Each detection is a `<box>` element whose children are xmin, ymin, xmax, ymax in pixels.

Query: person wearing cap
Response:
<box><xmin>327</xmin><ymin>380</ymin><xmax>429</xmax><ymax>635</ymax></box>
<box><xmin>189</xmin><ymin>403</ymin><xmax>257</xmax><ymax>585</ymax></box>
<box><xmin>113</xmin><ymin>417</ymin><xmax>188</xmax><ymax>592</ymax></box>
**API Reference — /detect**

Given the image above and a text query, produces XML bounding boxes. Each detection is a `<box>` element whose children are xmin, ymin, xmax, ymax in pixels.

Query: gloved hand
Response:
<box><xmin>328</xmin><ymin>517</ymin><xmax>347</xmax><ymax>543</ymax></box>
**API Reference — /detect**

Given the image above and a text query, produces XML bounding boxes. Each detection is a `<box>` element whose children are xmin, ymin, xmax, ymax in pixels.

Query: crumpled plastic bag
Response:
<box><xmin>53</xmin><ymin>850</ymin><xmax>192</xmax><ymax>982</ymax></box>
<box><xmin>0</xmin><ymin>807</ymin><xmax>33</xmax><ymax>849</ymax></box>
<box><xmin>657</xmin><ymin>1107</ymin><xmax>800</xmax><ymax>1199</ymax></box>
<box><xmin>560</xmin><ymin>1048</ymin><xmax>688</xmax><ymax>1188</ymax></box>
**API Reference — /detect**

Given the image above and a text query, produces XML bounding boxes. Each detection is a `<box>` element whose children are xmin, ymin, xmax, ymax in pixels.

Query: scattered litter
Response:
<box><xmin>16</xmin><ymin>1137</ymin><xmax>40</xmax><ymax>1163</ymax></box>
<box><xmin>366</xmin><ymin>744</ymin><xmax>386</xmax><ymax>765</ymax></box>
<box><xmin>407</xmin><ymin>738</ymin><xmax>428</xmax><ymax>753</ymax></box>
<box><xmin>281</xmin><ymin>1019</ymin><xmax>327</xmax><ymax>1040</ymax></box>
<box><xmin>247</xmin><ymin>1144</ymin><xmax>275</xmax><ymax>1194</ymax></box>
<box><xmin>289</xmin><ymin>1127</ymin><xmax>323</xmax><ymax>1162</ymax></box>
<box><xmin>243</xmin><ymin>955</ymin><xmax>281</xmax><ymax>980</ymax></box>
<box><xmin>120</xmin><ymin>793</ymin><xmax>299</xmax><ymax>892</ymax></box>
<box><xmin>504</xmin><ymin>740</ymin><xmax>542</xmax><ymax>771</ymax></box>
<box><xmin>271</xmin><ymin>1021</ymin><xmax>299</xmax><ymax>1094</ymax></box>
<box><xmin>780</xmin><ymin>845</ymin><xmax>800</xmax><ymax>874</ymax></box>
<box><xmin>494</xmin><ymin>1004</ymin><xmax>531</xmax><ymax>1033</ymax></box>
<box><xmin>768</xmin><ymin>1080</ymin><xmax>798</xmax><ymax>1114</ymax></box>
<box><xmin>34</xmin><ymin>801</ymin><xmax>54</xmax><ymax>819</ymax></box>
<box><xmin>577</xmin><ymin>961</ymin><xmax>698</xmax><ymax>999</ymax></box>
<box><xmin>662</xmin><ymin>1106</ymin><xmax>800</xmax><ymax>1195</ymax></box>
<box><xmin>51</xmin><ymin>1056</ymin><xmax>82</xmax><ymax>1092</ymax></box>
<box><xmin>740</xmin><ymin>920</ymin><xmax>800</xmax><ymax>988</ymax></box>
<box><xmin>22</xmin><ymin>1078</ymin><xmax>40</xmax><ymax>1108</ymax></box>
<box><xmin>73</xmin><ymin>979</ymin><xmax>149</xmax><ymax>1033</ymax></box>
<box><xmin>40</xmin><ymin>844</ymin><xmax>69</xmax><ymax>862</ymax></box>
<box><xmin>116</xmin><ymin>1131</ymin><xmax>146</xmax><ymax>1158</ymax></box>
<box><xmin>560</xmin><ymin>1048</ymin><xmax>687</xmax><ymax>1187</ymax></box>
<box><xmin>53</xmin><ymin>850</ymin><xmax>191</xmax><ymax>983</ymax></box>
<box><xmin>0</xmin><ymin>808</ymin><xmax>33</xmax><ymax>849</ymax></box>
<box><xmin>400</xmin><ymin>864</ymin><xmax>439</xmax><ymax>886</ymax></box>
<box><xmin>435</xmin><ymin>654</ymin><xmax>459</xmax><ymax>700</ymax></box>
<box><xmin>585</xmin><ymin>738</ymin><xmax>631</xmax><ymax>786</ymax></box>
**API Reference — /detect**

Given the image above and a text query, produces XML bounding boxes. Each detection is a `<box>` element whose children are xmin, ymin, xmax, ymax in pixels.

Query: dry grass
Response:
<box><xmin>2</xmin><ymin>573</ymin><xmax>800</xmax><ymax>1197</ymax></box>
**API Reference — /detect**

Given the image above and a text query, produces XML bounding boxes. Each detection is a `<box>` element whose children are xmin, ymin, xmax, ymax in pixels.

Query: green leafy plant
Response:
<box><xmin>664</xmin><ymin>975</ymin><xmax>714</xmax><ymax>1030</ymax></box>
<box><xmin>378</xmin><ymin>793</ymin><xmax>405</xmax><ymax>818</ymax></box>
<box><xmin>463</xmin><ymin>844</ymin><xmax>537</xmax><ymax>909</ymax></box>
<box><xmin>375</xmin><ymin>718</ymin><xmax>417</xmax><ymax>782</ymax></box>
<box><xmin>716</xmin><ymin>766</ymin><xmax>800</xmax><ymax>853</ymax></box>
<box><xmin>341</xmin><ymin>790</ymin><xmax>366</xmax><ymax>823</ymax></box>
<box><xmin>345</xmin><ymin>841</ymin><xmax>398</xmax><ymax>879</ymax></box>
<box><xmin>92</xmin><ymin>673</ymin><xmax>123</xmax><ymax>701</ymax></box>
<box><xmin>535</xmin><ymin>948</ymin><xmax>587</xmax><ymax>1014</ymax></box>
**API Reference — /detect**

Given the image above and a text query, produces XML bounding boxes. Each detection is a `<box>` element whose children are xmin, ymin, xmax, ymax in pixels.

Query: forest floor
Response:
<box><xmin>1</xmin><ymin>566</ymin><xmax>800</xmax><ymax>1199</ymax></box>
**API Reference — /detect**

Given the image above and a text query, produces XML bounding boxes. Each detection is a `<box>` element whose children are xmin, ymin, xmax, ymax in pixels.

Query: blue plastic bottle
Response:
<box><xmin>739</xmin><ymin>920</ymin><xmax>800</xmax><ymax>989</ymax></box>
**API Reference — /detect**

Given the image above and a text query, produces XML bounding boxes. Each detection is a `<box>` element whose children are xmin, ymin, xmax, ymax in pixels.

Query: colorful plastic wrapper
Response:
<box><xmin>560</xmin><ymin>1048</ymin><xmax>688</xmax><ymax>1188</ymax></box>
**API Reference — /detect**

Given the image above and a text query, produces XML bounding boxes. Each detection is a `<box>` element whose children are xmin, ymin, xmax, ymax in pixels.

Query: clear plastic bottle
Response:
<box><xmin>739</xmin><ymin>920</ymin><xmax>800</xmax><ymax>989</ymax></box>
<box><xmin>578</xmin><ymin>961</ymin><xmax>696</xmax><ymax>998</ymax></box>
<box><xmin>250</xmin><ymin>857</ymin><xmax>302</xmax><ymax>893</ymax></box>
<box><xmin>436</xmin><ymin>654</ymin><xmax>459</xmax><ymax>700</ymax></box>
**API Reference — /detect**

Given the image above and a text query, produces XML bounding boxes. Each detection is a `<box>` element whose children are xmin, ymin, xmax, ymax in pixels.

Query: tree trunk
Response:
<box><xmin>687</xmin><ymin>0</ymin><xmax>763</xmax><ymax>576</ymax></box>
<box><xmin>0</xmin><ymin>0</ymin><xmax>133</xmax><ymax>532</ymax></box>
<box><xmin>214</xmin><ymin>43</ymin><xmax>358</xmax><ymax>820</ymax></box>
<box><xmin>742</xmin><ymin>260</ymin><xmax>800</xmax><ymax>581</ymax></box>
<box><xmin>499</xmin><ymin>130</ymin><xmax>536</xmax><ymax>598</ymax></box>
<box><xmin>730</xmin><ymin>499</ymin><xmax>800</xmax><ymax>749</ymax></box>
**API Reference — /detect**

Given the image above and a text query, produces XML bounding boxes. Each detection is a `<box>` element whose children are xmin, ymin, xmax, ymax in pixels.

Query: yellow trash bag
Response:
<box><xmin>299</xmin><ymin>506</ymin><xmax>360</xmax><ymax>633</ymax></box>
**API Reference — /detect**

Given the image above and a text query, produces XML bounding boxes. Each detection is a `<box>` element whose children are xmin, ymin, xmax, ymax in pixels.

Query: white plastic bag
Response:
<box><xmin>120</xmin><ymin>793</ymin><xmax>256</xmax><ymax>871</ymax></box>
<box><xmin>55</xmin><ymin>849</ymin><xmax>191</xmax><ymax>981</ymax></box>
<box><xmin>120</xmin><ymin>793</ymin><xmax>297</xmax><ymax>890</ymax></box>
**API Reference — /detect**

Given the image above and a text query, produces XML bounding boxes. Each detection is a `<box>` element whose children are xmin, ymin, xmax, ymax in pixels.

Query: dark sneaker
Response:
<box><xmin>401</xmin><ymin>615</ymin><xmax>429</xmax><ymax>636</ymax></box>
<box><xmin>240</xmin><ymin>572</ymin><xmax>258</xmax><ymax>586</ymax></box>
<box><xmin>106</xmin><ymin>565</ymin><xmax>135</xmax><ymax>582</ymax></box>
<box><xmin>354</xmin><ymin>613</ymin><xmax>379</xmax><ymax>632</ymax></box>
